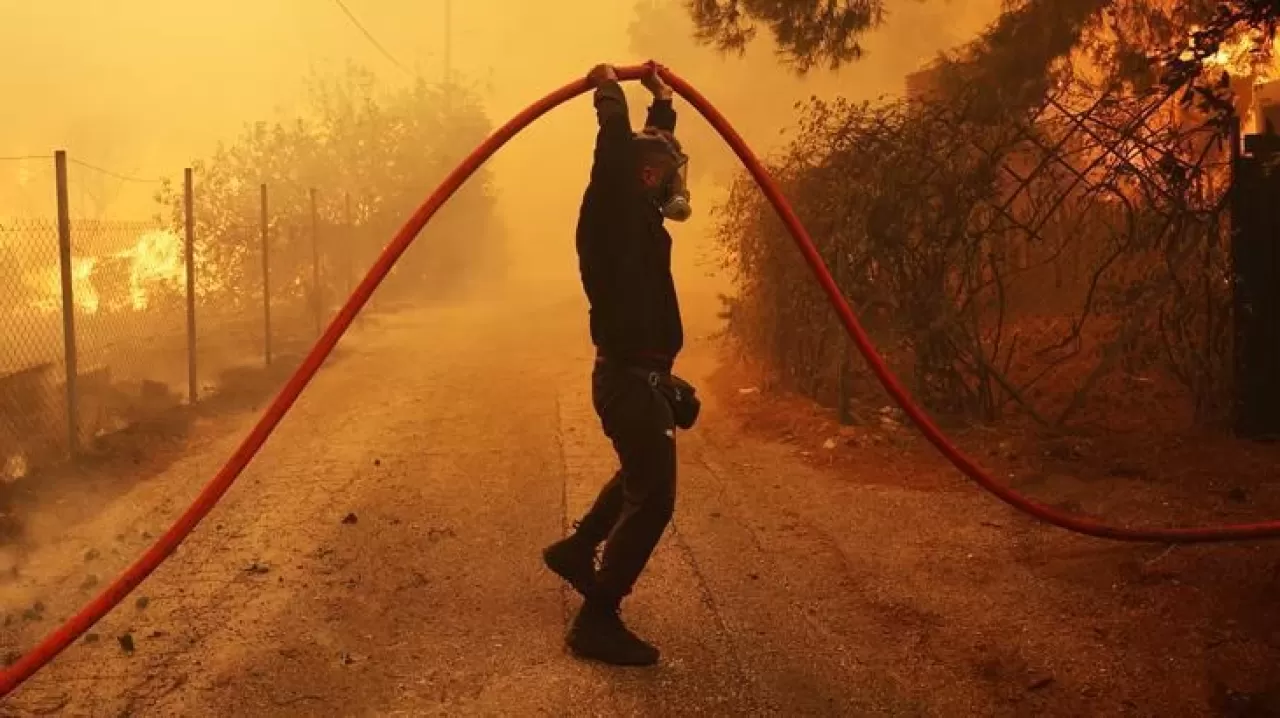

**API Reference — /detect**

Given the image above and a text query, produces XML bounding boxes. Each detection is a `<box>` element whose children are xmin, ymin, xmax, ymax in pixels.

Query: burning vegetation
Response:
<box><xmin>24</xmin><ymin>228</ymin><xmax>186</xmax><ymax>317</ymax></box>
<box><xmin>711</xmin><ymin>0</ymin><xmax>1280</xmax><ymax>434</ymax></box>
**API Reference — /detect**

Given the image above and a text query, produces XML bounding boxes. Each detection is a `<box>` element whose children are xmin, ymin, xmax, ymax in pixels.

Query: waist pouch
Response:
<box><xmin>627</xmin><ymin>367</ymin><xmax>701</xmax><ymax>430</ymax></box>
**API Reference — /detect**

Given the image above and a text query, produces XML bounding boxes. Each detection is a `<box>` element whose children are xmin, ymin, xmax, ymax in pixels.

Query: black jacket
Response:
<box><xmin>575</xmin><ymin>80</ymin><xmax>683</xmax><ymax>370</ymax></box>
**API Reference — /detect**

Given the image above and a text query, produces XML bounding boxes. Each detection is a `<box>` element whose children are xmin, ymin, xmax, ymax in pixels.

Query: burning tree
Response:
<box><xmin>698</xmin><ymin>0</ymin><xmax>1278</xmax><ymax>429</ymax></box>
<box><xmin>682</xmin><ymin>0</ymin><xmax>1278</xmax><ymax>88</ymax></box>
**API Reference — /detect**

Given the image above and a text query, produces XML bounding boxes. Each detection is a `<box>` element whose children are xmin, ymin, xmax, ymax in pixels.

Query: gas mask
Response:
<box><xmin>634</xmin><ymin>128</ymin><xmax>692</xmax><ymax>223</ymax></box>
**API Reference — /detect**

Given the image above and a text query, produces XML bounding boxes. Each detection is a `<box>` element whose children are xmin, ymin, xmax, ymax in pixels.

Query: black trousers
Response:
<box><xmin>574</xmin><ymin>359</ymin><xmax>678</xmax><ymax>602</ymax></box>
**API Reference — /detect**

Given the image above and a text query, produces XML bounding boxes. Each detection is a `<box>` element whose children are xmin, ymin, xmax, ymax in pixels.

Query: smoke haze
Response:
<box><xmin>0</xmin><ymin>0</ymin><xmax>1002</xmax><ymax>295</ymax></box>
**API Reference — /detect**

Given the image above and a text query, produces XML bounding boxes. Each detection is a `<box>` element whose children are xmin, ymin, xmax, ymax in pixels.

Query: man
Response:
<box><xmin>541</xmin><ymin>62</ymin><xmax>693</xmax><ymax>667</ymax></box>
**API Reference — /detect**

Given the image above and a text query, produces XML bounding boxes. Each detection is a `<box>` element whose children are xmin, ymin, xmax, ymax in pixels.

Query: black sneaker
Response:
<box><xmin>566</xmin><ymin>601</ymin><xmax>660</xmax><ymax>667</ymax></box>
<box><xmin>542</xmin><ymin>533</ymin><xmax>596</xmax><ymax>597</ymax></box>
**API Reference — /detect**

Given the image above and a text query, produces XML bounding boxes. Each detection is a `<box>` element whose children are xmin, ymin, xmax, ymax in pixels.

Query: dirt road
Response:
<box><xmin>3</xmin><ymin>288</ymin><xmax>1278</xmax><ymax>717</ymax></box>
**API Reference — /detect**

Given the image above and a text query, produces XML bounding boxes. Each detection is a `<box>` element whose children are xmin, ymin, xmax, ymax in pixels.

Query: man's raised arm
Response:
<box><xmin>640</xmin><ymin>67</ymin><xmax>676</xmax><ymax>133</ymax></box>
<box><xmin>588</xmin><ymin>64</ymin><xmax>633</xmax><ymax>177</ymax></box>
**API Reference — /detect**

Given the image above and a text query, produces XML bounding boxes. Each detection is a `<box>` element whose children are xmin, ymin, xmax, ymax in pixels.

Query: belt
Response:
<box><xmin>595</xmin><ymin>350</ymin><xmax>673</xmax><ymax>375</ymax></box>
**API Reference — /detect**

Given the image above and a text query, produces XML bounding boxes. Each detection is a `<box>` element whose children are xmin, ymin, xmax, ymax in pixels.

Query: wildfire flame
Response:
<box><xmin>119</xmin><ymin>229</ymin><xmax>185</xmax><ymax>310</ymax></box>
<box><xmin>1194</xmin><ymin>29</ymin><xmax>1280</xmax><ymax>135</ymax></box>
<box><xmin>30</xmin><ymin>229</ymin><xmax>185</xmax><ymax>315</ymax></box>
<box><xmin>1198</xmin><ymin>32</ymin><xmax>1280</xmax><ymax>81</ymax></box>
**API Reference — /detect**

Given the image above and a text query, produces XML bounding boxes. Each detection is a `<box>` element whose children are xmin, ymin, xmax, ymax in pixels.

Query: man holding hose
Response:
<box><xmin>541</xmin><ymin>62</ymin><xmax>699</xmax><ymax>667</ymax></box>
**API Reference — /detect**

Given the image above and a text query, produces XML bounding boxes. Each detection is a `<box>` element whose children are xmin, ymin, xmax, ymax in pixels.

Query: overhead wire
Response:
<box><xmin>0</xmin><ymin>154</ymin><xmax>160</xmax><ymax>216</ymax></box>
<box><xmin>332</xmin><ymin>0</ymin><xmax>415</xmax><ymax>77</ymax></box>
<box><xmin>2</xmin><ymin>154</ymin><xmax>164</xmax><ymax>183</ymax></box>
<box><xmin>65</xmin><ymin>157</ymin><xmax>164</xmax><ymax>184</ymax></box>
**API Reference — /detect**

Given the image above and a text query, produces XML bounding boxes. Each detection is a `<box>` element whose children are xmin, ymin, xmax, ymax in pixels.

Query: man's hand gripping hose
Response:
<box><xmin>4</xmin><ymin>60</ymin><xmax>1280</xmax><ymax>699</ymax></box>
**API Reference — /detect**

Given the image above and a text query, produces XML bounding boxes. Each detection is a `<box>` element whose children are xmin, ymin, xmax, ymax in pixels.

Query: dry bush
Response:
<box><xmin>715</xmin><ymin>71</ymin><xmax>1232</xmax><ymax>432</ymax></box>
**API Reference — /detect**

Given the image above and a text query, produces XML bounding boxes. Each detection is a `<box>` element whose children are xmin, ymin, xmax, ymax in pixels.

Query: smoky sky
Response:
<box><xmin>0</xmin><ymin>0</ymin><xmax>1000</xmax><ymax>285</ymax></box>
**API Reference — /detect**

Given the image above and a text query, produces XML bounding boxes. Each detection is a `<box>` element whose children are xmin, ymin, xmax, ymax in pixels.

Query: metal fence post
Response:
<box><xmin>54</xmin><ymin>150</ymin><xmax>79</xmax><ymax>456</ymax></box>
<box><xmin>1231</xmin><ymin>126</ymin><xmax>1280</xmax><ymax>439</ymax></box>
<box><xmin>184</xmin><ymin>167</ymin><xmax>197</xmax><ymax>404</ymax></box>
<box><xmin>261</xmin><ymin>183</ymin><xmax>272</xmax><ymax>367</ymax></box>
<box><xmin>310</xmin><ymin>187</ymin><xmax>321</xmax><ymax>336</ymax></box>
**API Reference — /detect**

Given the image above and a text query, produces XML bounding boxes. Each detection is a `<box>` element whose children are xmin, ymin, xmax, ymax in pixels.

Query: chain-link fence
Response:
<box><xmin>0</xmin><ymin>153</ymin><xmax>368</xmax><ymax>480</ymax></box>
<box><xmin>190</xmin><ymin>183</ymin><xmax>365</xmax><ymax>397</ymax></box>
<box><xmin>69</xmin><ymin>219</ymin><xmax>188</xmax><ymax>446</ymax></box>
<box><xmin>0</xmin><ymin>218</ymin><xmax>68</xmax><ymax>480</ymax></box>
<box><xmin>261</xmin><ymin>187</ymin><xmax>353</xmax><ymax>360</ymax></box>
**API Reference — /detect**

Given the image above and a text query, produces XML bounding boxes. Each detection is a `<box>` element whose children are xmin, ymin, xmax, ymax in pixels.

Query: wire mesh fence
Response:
<box><xmin>69</xmin><ymin>219</ymin><xmax>189</xmax><ymax>446</ymax></box>
<box><xmin>265</xmin><ymin>188</ymin><xmax>326</xmax><ymax>360</ymax></box>
<box><xmin>190</xmin><ymin>184</ymin><xmax>360</xmax><ymax>392</ymax></box>
<box><xmin>0</xmin><ymin>218</ymin><xmax>69</xmax><ymax>480</ymax></box>
<box><xmin>0</xmin><ymin>153</ymin><xmax>368</xmax><ymax>481</ymax></box>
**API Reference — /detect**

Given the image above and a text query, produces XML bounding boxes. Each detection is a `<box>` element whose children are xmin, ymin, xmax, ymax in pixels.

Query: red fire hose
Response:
<box><xmin>3</xmin><ymin>61</ymin><xmax>1280</xmax><ymax>699</ymax></box>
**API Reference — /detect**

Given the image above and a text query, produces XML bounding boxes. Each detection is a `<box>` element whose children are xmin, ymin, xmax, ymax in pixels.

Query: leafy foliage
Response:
<box><xmin>686</xmin><ymin>0</ymin><xmax>888</xmax><ymax>72</ymax></box>
<box><xmin>155</xmin><ymin>63</ymin><xmax>503</xmax><ymax>314</ymax></box>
